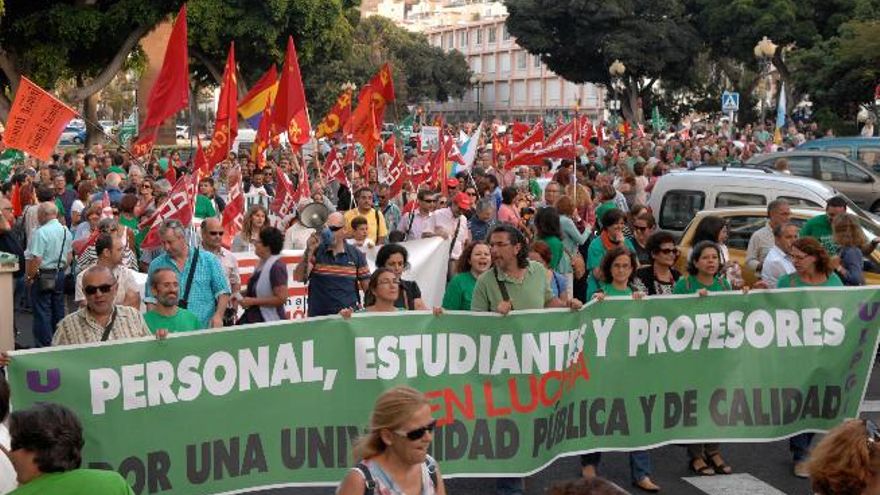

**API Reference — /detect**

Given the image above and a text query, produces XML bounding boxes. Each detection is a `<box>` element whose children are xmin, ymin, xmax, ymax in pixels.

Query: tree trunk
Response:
<box><xmin>84</xmin><ymin>92</ymin><xmax>102</xmax><ymax>147</ymax></box>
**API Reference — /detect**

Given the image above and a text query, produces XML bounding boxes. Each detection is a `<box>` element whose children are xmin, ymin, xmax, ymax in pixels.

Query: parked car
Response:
<box><xmin>98</xmin><ymin>120</ymin><xmax>117</xmax><ymax>135</ymax></box>
<box><xmin>647</xmin><ymin>168</ymin><xmax>869</xmax><ymax>238</ymax></box>
<box><xmin>676</xmin><ymin>206</ymin><xmax>880</xmax><ymax>285</ymax></box>
<box><xmin>746</xmin><ymin>151</ymin><xmax>880</xmax><ymax>212</ymax></box>
<box><xmin>796</xmin><ymin>137</ymin><xmax>880</xmax><ymax>171</ymax></box>
<box><xmin>59</xmin><ymin>126</ymin><xmax>86</xmax><ymax>145</ymax></box>
<box><xmin>176</xmin><ymin>125</ymin><xmax>189</xmax><ymax>140</ymax></box>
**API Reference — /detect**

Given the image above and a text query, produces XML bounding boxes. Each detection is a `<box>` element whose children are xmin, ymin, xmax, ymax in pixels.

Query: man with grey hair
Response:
<box><xmin>54</xmin><ymin>265</ymin><xmax>153</xmax><ymax>345</ymax></box>
<box><xmin>92</xmin><ymin>172</ymin><xmax>123</xmax><ymax>204</ymax></box>
<box><xmin>145</xmin><ymin>219</ymin><xmax>231</xmax><ymax>328</ymax></box>
<box><xmin>24</xmin><ymin>201</ymin><xmax>72</xmax><ymax>347</ymax></box>
<box><xmin>746</xmin><ymin>198</ymin><xmax>792</xmax><ymax>273</ymax></box>
<box><xmin>200</xmin><ymin>217</ymin><xmax>241</xmax><ymax>325</ymax></box>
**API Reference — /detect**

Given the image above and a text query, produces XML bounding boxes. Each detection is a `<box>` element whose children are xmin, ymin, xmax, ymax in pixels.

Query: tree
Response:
<box><xmin>504</xmin><ymin>0</ymin><xmax>702</xmax><ymax>123</ymax></box>
<box><xmin>790</xmin><ymin>20</ymin><xmax>880</xmax><ymax>132</ymax></box>
<box><xmin>0</xmin><ymin>0</ymin><xmax>183</xmax><ymax>122</ymax></box>
<box><xmin>307</xmin><ymin>16</ymin><xmax>471</xmax><ymax>120</ymax></box>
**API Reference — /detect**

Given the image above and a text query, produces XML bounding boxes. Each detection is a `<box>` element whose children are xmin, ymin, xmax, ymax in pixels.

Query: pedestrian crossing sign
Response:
<box><xmin>722</xmin><ymin>91</ymin><xmax>740</xmax><ymax>112</ymax></box>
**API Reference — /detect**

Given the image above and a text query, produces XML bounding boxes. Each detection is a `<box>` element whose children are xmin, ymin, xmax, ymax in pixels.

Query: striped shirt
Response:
<box><xmin>53</xmin><ymin>305</ymin><xmax>151</xmax><ymax>346</ymax></box>
<box><xmin>307</xmin><ymin>242</ymin><xmax>369</xmax><ymax>317</ymax></box>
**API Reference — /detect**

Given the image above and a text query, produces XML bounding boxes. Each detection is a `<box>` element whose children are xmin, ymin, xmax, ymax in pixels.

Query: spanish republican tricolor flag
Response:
<box><xmin>314</xmin><ymin>88</ymin><xmax>353</xmax><ymax>139</ymax></box>
<box><xmin>237</xmin><ymin>65</ymin><xmax>278</xmax><ymax>130</ymax></box>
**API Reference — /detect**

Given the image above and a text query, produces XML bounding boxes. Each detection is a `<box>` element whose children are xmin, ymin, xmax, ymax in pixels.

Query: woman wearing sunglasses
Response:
<box><xmin>807</xmin><ymin>418</ymin><xmax>880</xmax><ymax>495</ymax></box>
<box><xmin>338</xmin><ymin>386</ymin><xmax>447</xmax><ymax>495</ymax></box>
<box><xmin>633</xmin><ymin>231</ymin><xmax>681</xmax><ymax>296</ymax></box>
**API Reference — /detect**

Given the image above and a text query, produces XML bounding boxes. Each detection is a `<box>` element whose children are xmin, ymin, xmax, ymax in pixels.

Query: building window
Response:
<box><xmin>533</xmin><ymin>54</ymin><xmax>541</xmax><ymax>68</ymax></box>
<box><xmin>475</xmin><ymin>27</ymin><xmax>483</xmax><ymax>46</ymax></box>
<box><xmin>459</xmin><ymin>30</ymin><xmax>468</xmax><ymax>48</ymax></box>
<box><xmin>502</xmin><ymin>24</ymin><xmax>511</xmax><ymax>41</ymax></box>
<box><xmin>500</xmin><ymin>52</ymin><xmax>511</xmax><ymax>74</ymax></box>
<box><xmin>516</xmin><ymin>51</ymin><xmax>527</xmax><ymax>70</ymax></box>
<box><xmin>485</xmin><ymin>55</ymin><xmax>496</xmax><ymax>74</ymax></box>
<box><xmin>488</xmin><ymin>26</ymin><xmax>497</xmax><ymax>43</ymax></box>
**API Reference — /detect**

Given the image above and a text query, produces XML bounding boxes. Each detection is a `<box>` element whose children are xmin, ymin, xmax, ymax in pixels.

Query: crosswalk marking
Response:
<box><xmin>684</xmin><ymin>473</ymin><xmax>787</xmax><ymax>495</ymax></box>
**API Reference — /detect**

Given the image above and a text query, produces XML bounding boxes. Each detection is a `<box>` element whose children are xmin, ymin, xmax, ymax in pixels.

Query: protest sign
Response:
<box><xmin>8</xmin><ymin>287</ymin><xmax>879</xmax><ymax>494</ymax></box>
<box><xmin>1</xmin><ymin>77</ymin><xmax>76</xmax><ymax>160</ymax></box>
<box><xmin>420</xmin><ymin>126</ymin><xmax>440</xmax><ymax>152</ymax></box>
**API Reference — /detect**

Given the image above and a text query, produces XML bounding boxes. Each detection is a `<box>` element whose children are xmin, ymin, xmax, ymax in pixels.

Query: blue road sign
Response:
<box><xmin>722</xmin><ymin>91</ymin><xmax>740</xmax><ymax>112</ymax></box>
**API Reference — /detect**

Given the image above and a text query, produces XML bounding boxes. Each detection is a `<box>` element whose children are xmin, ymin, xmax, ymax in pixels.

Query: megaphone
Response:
<box><xmin>300</xmin><ymin>202</ymin><xmax>330</xmax><ymax>229</ymax></box>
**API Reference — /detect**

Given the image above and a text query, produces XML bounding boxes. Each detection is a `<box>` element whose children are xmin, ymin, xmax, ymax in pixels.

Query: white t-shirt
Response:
<box><xmin>0</xmin><ymin>423</ymin><xmax>17</xmax><ymax>494</ymax></box>
<box><xmin>74</xmin><ymin>264</ymin><xmax>138</xmax><ymax>305</ymax></box>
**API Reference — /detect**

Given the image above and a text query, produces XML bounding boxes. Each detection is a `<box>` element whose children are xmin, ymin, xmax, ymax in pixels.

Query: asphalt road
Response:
<box><xmin>12</xmin><ymin>307</ymin><xmax>880</xmax><ymax>494</ymax></box>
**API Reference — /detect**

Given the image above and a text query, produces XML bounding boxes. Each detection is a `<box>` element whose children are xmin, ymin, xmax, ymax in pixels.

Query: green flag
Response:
<box><xmin>651</xmin><ymin>106</ymin><xmax>665</xmax><ymax>132</ymax></box>
<box><xmin>395</xmin><ymin>113</ymin><xmax>414</xmax><ymax>141</ymax></box>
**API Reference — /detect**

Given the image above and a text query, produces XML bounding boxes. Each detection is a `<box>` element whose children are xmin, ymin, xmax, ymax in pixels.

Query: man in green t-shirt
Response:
<box><xmin>799</xmin><ymin>195</ymin><xmax>847</xmax><ymax>255</ymax></box>
<box><xmin>143</xmin><ymin>268</ymin><xmax>203</xmax><ymax>334</ymax></box>
<box><xmin>7</xmin><ymin>403</ymin><xmax>134</xmax><ymax>494</ymax></box>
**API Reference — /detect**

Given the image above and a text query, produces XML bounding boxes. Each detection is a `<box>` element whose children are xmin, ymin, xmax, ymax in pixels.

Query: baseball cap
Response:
<box><xmin>452</xmin><ymin>192</ymin><xmax>472</xmax><ymax>210</ymax></box>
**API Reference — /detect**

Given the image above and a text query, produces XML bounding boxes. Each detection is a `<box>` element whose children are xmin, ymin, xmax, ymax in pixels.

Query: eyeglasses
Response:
<box><xmin>84</xmin><ymin>284</ymin><xmax>114</xmax><ymax>295</ymax></box>
<box><xmin>328</xmin><ymin>225</ymin><xmax>344</xmax><ymax>232</ymax></box>
<box><xmin>394</xmin><ymin>420</ymin><xmax>437</xmax><ymax>441</ymax></box>
<box><xmin>421</xmin><ymin>198</ymin><xmax>437</xmax><ymax>203</ymax></box>
<box><xmin>208</xmin><ymin>231</ymin><xmax>224</xmax><ymax>236</ymax></box>
<box><xmin>657</xmin><ymin>248</ymin><xmax>680</xmax><ymax>255</ymax></box>
<box><xmin>141</xmin><ymin>184</ymin><xmax>152</xmax><ymax>189</ymax></box>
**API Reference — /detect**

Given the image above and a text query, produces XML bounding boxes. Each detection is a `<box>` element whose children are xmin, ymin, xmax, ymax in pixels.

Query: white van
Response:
<box><xmin>648</xmin><ymin>168</ymin><xmax>874</xmax><ymax>237</ymax></box>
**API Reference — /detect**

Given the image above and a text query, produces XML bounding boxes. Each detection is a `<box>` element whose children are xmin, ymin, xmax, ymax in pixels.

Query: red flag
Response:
<box><xmin>511</xmin><ymin>121</ymin><xmax>529</xmax><ymax>142</ymax></box>
<box><xmin>511</xmin><ymin>121</ymin><xmax>544</xmax><ymax>156</ymax></box>
<box><xmin>443</xmin><ymin>134</ymin><xmax>466</xmax><ymax>165</ymax></box>
<box><xmin>164</xmin><ymin>163</ymin><xmax>177</xmax><ymax>184</ymax></box>
<box><xmin>294</xmin><ymin>161</ymin><xmax>311</xmax><ymax>202</ymax></box>
<box><xmin>270</xmin><ymin>167</ymin><xmax>297</xmax><ymax>221</ymax></box>
<box><xmin>351</xmin><ymin>64</ymin><xmax>395</xmax><ymax>168</ymax></box>
<box><xmin>250</xmin><ymin>93</ymin><xmax>274</xmax><ymax>168</ymax></box>
<box><xmin>315</xmin><ymin>89</ymin><xmax>353</xmax><ymax>139</ymax></box>
<box><xmin>597</xmin><ymin>122</ymin><xmax>605</xmax><ymax>146</ymax></box>
<box><xmin>10</xmin><ymin>183</ymin><xmax>20</xmax><ymax>217</ymax></box>
<box><xmin>221</xmin><ymin>166</ymin><xmax>245</xmax><ymax>249</ymax></box>
<box><xmin>507</xmin><ymin>121</ymin><xmax>578</xmax><ymax>168</ymax></box>
<box><xmin>206</xmin><ymin>42</ymin><xmax>238</xmax><ymax>170</ymax></box>
<box><xmin>139</xmin><ymin>174</ymin><xmax>199</xmax><ymax>250</ymax></box>
<box><xmin>272</xmin><ymin>36</ymin><xmax>310</xmax><ymax>147</ymax></box>
<box><xmin>323</xmin><ymin>147</ymin><xmax>350</xmax><ymax>187</ymax></box>
<box><xmin>383</xmin><ymin>137</ymin><xmax>406</xmax><ymax>198</ymax></box>
<box><xmin>1</xmin><ymin>77</ymin><xmax>77</xmax><ymax>160</ymax></box>
<box><xmin>133</xmin><ymin>4</ymin><xmax>189</xmax><ymax>155</ymax></box>
<box><xmin>193</xmin><ymin>137</ymin><xmax>210</xmax><ymax>177</ymax></box>
<box><xmin>579</xmin><ymin>115</ymin><xmax>594</xmax><ymax>149</ymax></box>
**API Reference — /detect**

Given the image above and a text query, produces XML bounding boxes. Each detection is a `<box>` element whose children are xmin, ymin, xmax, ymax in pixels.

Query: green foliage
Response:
<box><xmin>504</xmin><ymin>0</ymin><xmax>702</xmax><ymax>122</ymax></box>
<box><xmin>307</xmin><ymin>16</ymin><xmax>471</xmax><ymax>119</ymax></box>
<box><xmin>791</xmin><ymin>20</ymin><xmax>880</xmax><ymax>129</ymax></box>
<box><xmin>0</xmin><ymin>0</ymin><xmax>183</xmax><ymax>92</ymax></box>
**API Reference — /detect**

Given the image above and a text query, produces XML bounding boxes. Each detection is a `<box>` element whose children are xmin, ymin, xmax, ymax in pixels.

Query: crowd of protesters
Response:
<box><xmin>0</xmin><ymin>115</ymin><xmax>874</xmax><ymax>494</ymax></box>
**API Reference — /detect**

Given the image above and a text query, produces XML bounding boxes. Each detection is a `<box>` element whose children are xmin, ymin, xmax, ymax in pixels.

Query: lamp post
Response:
<box><xmin>608</xmin><ymin>60</ymin><xmax>626</xmax><ymax>127</ymax></box>
<box><xmin>754</xmin><ymin>36</ymin><xmax>777</xmax><ymax>126</ymax></box>
<box><xmin>470</xmin><ymin>74</ymin><xmax>483</xmax><ymax>121</ymax></box>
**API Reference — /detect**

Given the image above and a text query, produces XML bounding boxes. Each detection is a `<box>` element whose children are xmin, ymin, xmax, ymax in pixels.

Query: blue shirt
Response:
<box><xmin>145</xmin><ymin>247</ymin><xmax>231</xmax><ymax>326</ymax></box>
<box><xmin>91</xmin><ymin>187</ymin><xmax>123</xmax><ymax>205</ymax></box>
<box><xmin>307</xmin><ymin>242</ymin><xmax>370</xmax><ymax>317</ymax></box>
<box><xmin>27</xmin><ymin>219</ymin><xmax>72</xmax><ymax>270</ymax></box>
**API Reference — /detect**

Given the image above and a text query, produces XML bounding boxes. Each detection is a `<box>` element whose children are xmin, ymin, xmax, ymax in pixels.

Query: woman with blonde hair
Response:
<box><xmin>338</xmin><ymin>386</ymin><xmax>446</xmax><ymax>495</ymax></box>
<box><xmin>807</xmin><ymin>418</ymin><xmax>880</xmax><ymax>495</ymax></box>
<box><xmin>232</xmin><ymin>204</ymin><xmax>268</xmax><ymax>252</ymax></box>
<box><xmin>833</xmin><ymin>213</ymin><xmax>868</xmax><ymax>286</ymax></box>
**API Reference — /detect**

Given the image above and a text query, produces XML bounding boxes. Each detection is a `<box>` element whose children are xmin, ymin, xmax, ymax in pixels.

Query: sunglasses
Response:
<box><xmin>657</xmin><ymin>248</ymin><xmax>680</xmax><ymax>255</ymax></box>
<box><xmin>395</xmin><ymin>420</ymin><xmax>437</xmax><ymax>441</ymax></box>
<box><xmin>84</xmin><ymin>284</ymin><xmax>114</xmax><ymax>296</ymax></box>
<box><xmin>208</xmin><ymin>231</ymin><xmax>224</xmax><ymax>236</ymax></box>
<box><xmin>328</xmin><ymin>225</ymin><xmax>344</xmax><ymax>232</ymax></box>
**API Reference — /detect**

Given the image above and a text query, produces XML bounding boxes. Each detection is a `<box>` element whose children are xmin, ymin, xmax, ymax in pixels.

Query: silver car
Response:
<box><xmin>746</xmin><ymin>151</ymin><xmax>880</xmax><ymax>212</ymax></box>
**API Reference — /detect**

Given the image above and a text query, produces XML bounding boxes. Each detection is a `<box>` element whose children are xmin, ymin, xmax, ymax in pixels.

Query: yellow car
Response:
<box><xmin>676</xmin><ymin>206</ymin><xmax>880</xmax><ymax>285</ymax></box>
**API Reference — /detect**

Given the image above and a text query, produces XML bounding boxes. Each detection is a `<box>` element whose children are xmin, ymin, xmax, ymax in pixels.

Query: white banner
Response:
<box><xmin>366</xmin><ymin>237</ymin><xmax>449</xmax><ymax>309</ymax></box>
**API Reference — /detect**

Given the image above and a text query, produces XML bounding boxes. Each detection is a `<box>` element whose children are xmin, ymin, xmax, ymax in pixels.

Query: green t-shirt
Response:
<box><xmin>195</xmin><ymin>195</ymin><xmax>218</xmax><ymax>218</ymax></box>
<box><xmin>538</xmin><ymin>235</ymin><xmax>564</xmax><ymax>272</ymax></box>
<box><xmin>585</xmin><ymin>236</ymin><xmax>636</xmax><ymax>300</ymax></box>
<box><xmin>471</xmin><ymin>260</ymin><xmax>553</xmax><ymax>311</ymax></box>
<box><xmin>800</xmin><ymin>214</ymin><xmax>838</xmax><ymax>255</ymax></box>
<box><xmin>108</xmin><ymin>165</ymin><xmax>127</xmax><ymax>178</ymax></box>
<box><xmin>598</xmin><ymin>282</ymin><xmax>633</xmax><ymax>296</ymax></box>
<box><xmin>442</xmin><ymin>272</ymin><xmax>477</xmax><ymax>311</ymax></box>
<box><xmin>672</xmin><ymin>274</ymin><xmax>732</xmax><ymax>294</ymax></box>
<box><xmin>776</xmin><ymin>272</ymin><xmax>843</xmax><ymax>288</ymax></box>
<box><xmin>528</xmin><ymin>179</ymin><xmax>542</xmax><ymax>201</ymax></box>
<box><xmin>10</xmin><ymin>469</ymin><xmax>133</xmax><ymax>495</ymax></box>
<box><xmin>144</xmin><ymin>308</ymin><xmax>203</xmax><ymax>334</ymax></box>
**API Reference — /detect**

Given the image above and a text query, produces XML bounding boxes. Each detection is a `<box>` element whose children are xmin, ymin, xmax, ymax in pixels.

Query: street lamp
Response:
<box><xmin>754</xmin><ymin>36</ymin><xmax>777</xmax><ymax>126</ymax></box>
<box><xmin>470</xmin><ymin>74</ymin><xmax>483</xmax><ymax>121</ymax></box>
<box><xmin>608</xmin><ymin>60</ymin><xmax>626</xmax><ymax>125</ymax></box>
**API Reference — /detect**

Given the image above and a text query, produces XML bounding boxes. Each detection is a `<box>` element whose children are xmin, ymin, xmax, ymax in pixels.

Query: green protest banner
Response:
<box><xmin>8</xmin><ymin>287</ymin><xmax>880</xmax><ymax>494</ymax></box>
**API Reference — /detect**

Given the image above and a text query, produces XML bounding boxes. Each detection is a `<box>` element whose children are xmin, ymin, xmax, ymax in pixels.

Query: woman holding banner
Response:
<box><xmin>777</xmin><ymin>237</ymin><xmax>843</xmax><ymax>289</ymax></box>
<box><xmin>338</xmin><ymin>386</ymin><xmax>446</xmax><ymax>495</ymax></box>
<box><xmin>442</xmin><ymin>241</ymin><xmax>491</xmax><ymax>311</ymax></box>
<box><xmin>581</xmin><ymin>247</ymin><xmax>659</xmax><ymax>492</ymax></box>
<box><xmin>673</xmin><ymin>240</ymin><xmax>734</xmax><ymax>476</ymax></box>
<box><xmin>375</xmin><ymin>244</ymin><xmax>427</xmax><ymax>311</ymax></box>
